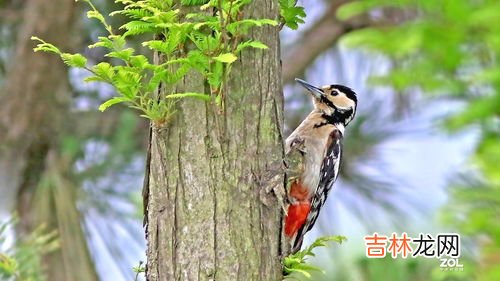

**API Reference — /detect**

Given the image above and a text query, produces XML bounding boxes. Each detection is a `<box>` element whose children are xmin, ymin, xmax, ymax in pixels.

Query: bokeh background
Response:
<box><xmin>1</xmin><ymin>0</ymin><xmax>499</xmax><ymax>281</ymax></box>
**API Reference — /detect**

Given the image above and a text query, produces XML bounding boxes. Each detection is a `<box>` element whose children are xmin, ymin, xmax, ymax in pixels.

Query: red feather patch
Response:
<box><xmin>285</xmin><ymin>202</ymin><xmax>311</xmax><ymax>237</ymax></box>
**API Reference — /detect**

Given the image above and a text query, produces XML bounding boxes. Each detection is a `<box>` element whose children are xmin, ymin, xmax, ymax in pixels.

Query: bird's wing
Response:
<box><xmin>291</xmin><ymin>129</ymin><xmax>343</xmax><ymax>252</ymax></box>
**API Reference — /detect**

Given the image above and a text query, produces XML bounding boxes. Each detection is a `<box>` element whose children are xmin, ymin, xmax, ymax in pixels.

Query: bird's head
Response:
<box><xmin>295</xmin><ymin>78</ymin><xmax>357</xmax><ymax>126</ymax></box>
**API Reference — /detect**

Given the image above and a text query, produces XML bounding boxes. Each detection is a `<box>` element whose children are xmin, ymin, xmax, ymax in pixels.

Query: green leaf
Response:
<box><xmin>215</xmin><ymin>94</ymin><xmax>222</xmax><ymax>107</ymax></box>
<box><xmin>132</xmin><ymin>261</ymin><xmax>145</xmax><ymax>274</ymax></box>
<box><xmin>86</xmin><ymin>8</ymin><xmax>113</xmax><ymax>34</ymax></box>
<box><xmin>166</xmin><ymin>64</ymin><xmax>191</xmax><ymax>84</ymax></box>
<box><xmin>36</xmin><ymin>0</ymin><xmax>276</xmax><ymax>124</ymax></box>
<box><xmin>146</xmin><ymin>67</ymin><xmax>168</xmax><ymax>92</ymax></box>
<box><xmin>207</xmin><ymin>61</ymin><xmax>223</xmax><ymax>87</ymax></box>
<box><xmin>98</xmin><ymin>97</ymin><xmax>130</xmax><ymax>112</ymax></box>
<box><xmin>287</xmin><ymin>268</ymin><xmax>312</xmax><ymax>278</ymax></box>
<box><xmin>337</xmin><ymin>1</ymin><xmax>407</xmax><ymax>21</ymax></box>
<box><xmin>120</xmin><ymin>20</ymin><xmax>157</xmax><ymax>37</ymax></box>
<box><xmin>60</xmin><ymin>53</ymin><xmax>87</xmax><ymax>68</ymax></box>
<box><xmin>226</xmin><ymin>18</ymin><xmax>278</xmax><ymax>35</ymax></box>
<box><xmin>110</xmin><ymin>8</ymin><xmax>153</xmax><ymax>19</ymax></box>
<box><xmin>246</xmin><ymin>41</ymin><xmax>268</xmax><ymax>49</ymax></box>
<box><xmin>279</xmin><ymin>0</ymin><xmax>306</xmax><ymax>30</ymax></box>
<box><xmin>88</xmin><ymin>36</ymin><xmax>113</xmax><ymax>49</ymax></box>
<box><xmin>236</xmin><ymin>40</ymin><xmax>268</xmax><ymax>53</ymax></box>
<box><xmin>109</xmin><ymin>35</ymin><xmax>126</xmax><ymax>50</ymax></box>
<box><xmin>87</xmin><ymin>10</ymin><xmax>106</xmax><ymax>25</ymax></box>
<box><xmin>181</xmin><ymin>0</ymin><xmax>210</xmax><ymax>6</ymax></box>
<box><xmin>165</xmin><ymin>92</ymin><xmax>211</xmax><ymax>101</ymax></box>
<box><xmin>130</xmin><ymin>55</ymin><xmax>150</xmax><ymax>69</ymax></box>
<box><xmin>213</xmin><ymin>53</ymin><xmax>237</xmax><ymax>64</ymax></box>
<box><xmin>112</xmin><ymin>69</ymin><xmax>141</xmax><ymax>98</ymax></box>
<box><xmin>283</xmin><ymin>235</ymin><xmax>346</xmax><ymax>278</ymax></box>
<box><xmin>88</xmin><ymin>62</ymin><xmax>115</xmax><ymax>82</ymax></box>
<box><xmin>143</xmin><ymin>39</ymin><xmax>180</xmax><ymax>55</ymax></box>
<box><xmin>257</xmin><ymin>19</ymin><xmax>279</xmax><ymax>26</ymax></box>
<box><xmin>106</xmin><ymin>48</ymin><xmax>135</xmax><ymax>61</ymax></box>
<box><xmin>0</xmin><ymin>254</ymin><xmax>18</xmax><ymax>276</ymax></box>
<box><xmin>337</xmin><ymin>2</ymin><xmax>370</xmax><ymax>20</ymax></box>
<box><xmin>31</xmin><ymin>36</ymin><xmax>61</xmax><ymax>54</ymax></box>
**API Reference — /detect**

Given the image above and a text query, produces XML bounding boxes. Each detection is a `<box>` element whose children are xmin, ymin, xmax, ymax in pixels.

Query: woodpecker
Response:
<box><xmin>285</xmin><ymin>78</ymin><xmax>357</xmax><ymax>253</ymax></box>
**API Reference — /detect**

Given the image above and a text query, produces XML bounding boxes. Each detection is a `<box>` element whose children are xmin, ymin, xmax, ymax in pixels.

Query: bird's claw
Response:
<box><xmin>266</xmin><ymin>183</ymin><xmax>288</xmax><ymax>215</ymax></box>
<box><xmin>258</xmin><ymin>161</ymin><xmax>289</xmax><ymax>214</ymax></box>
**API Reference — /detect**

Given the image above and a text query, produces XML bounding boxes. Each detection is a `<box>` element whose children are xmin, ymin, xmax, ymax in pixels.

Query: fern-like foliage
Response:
<box><xmin>32</xmin><ymin>0</ymin><xmax>278</xmax><ymax>124</ymax></box>
<box><xmin>283</xmin><ymin>235</ymin><xmax>347</xmax><ymax>280</ymax></box>
<box><xmin>0</xmin><ymin>218</ymin><xmax>59</xmax><ymax>281</ymax></box>
<box><xmin>181</xmin><ymin>0</ymin><xmax>210</xmax><ymax>6</ymax></box>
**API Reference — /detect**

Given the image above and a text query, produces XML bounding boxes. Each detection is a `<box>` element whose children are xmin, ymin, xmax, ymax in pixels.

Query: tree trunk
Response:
<box><xmin>0</xmin><ymin>0</ymin><xmax>99</xmax><ymax>280</ymax></box>
<box><xmin>144</xmin><ymin>1</ymin><xmax>285</xmax><ymax>280</ymax></box>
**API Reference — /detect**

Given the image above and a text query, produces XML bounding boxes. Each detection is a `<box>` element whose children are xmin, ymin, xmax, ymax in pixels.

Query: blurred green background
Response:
<box><xmin>0</xmin><ymin>0</ymin><xmax>499</xmax><ymax>280</ymax></box>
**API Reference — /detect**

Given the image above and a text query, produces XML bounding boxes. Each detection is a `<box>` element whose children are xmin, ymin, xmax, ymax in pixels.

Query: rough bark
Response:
<box><xmin>144</xmin><ymin>1</ymin><xmax>285</xmax><ymax>280</ymax></box>
<box><xmin>0</xmin><ymin>0</ymin><xmax>98</xmax><ymax>280</ymax></box>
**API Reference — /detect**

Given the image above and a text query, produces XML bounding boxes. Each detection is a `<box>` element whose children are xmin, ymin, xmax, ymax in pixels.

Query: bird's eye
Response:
<box><xmin>331</xmin><ymin>89</ymin><xmax>339</xmax><ymax>96</ymax></box>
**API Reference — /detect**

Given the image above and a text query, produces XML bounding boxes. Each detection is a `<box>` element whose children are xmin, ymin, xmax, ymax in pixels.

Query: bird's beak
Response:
<box><xmin>295</xmin><ymin>78</ymin><xmax>324</xmax><ymax>99</ymax></box>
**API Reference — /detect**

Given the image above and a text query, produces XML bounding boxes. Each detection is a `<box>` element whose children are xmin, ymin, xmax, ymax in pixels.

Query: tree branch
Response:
<box><xmin>282</xmin><ymin>1</ymin><xmax>372</xmax><ymax>84</ymax></box>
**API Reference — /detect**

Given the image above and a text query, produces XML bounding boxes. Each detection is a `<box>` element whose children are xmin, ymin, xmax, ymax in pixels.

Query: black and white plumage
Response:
<box><xmin>284</xmin><ymin>78</ymin><xmax>357</xmax><ymax>253</ymax></box>
<box><xmin>296</xmin><ymin>129</ymin><xmax>343</xmax><ymax>244</ymax></box>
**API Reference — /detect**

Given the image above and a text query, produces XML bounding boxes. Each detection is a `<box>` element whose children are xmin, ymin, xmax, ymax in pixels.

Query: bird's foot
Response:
<box><xmin>266</xmin><ymin>182</ymin><xmax>288</xmax><ymax>215</ymax></box>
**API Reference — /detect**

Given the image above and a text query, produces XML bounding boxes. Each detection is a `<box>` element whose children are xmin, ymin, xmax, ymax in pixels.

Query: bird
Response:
<box><xmin>284</xmin><ymin>78</ymin><xmax>357</xmax><ymax>253</ymax></box>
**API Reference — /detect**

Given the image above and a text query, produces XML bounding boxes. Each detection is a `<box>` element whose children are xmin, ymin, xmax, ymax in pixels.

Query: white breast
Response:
<box><xmin>285</xmin><ymin>113</ymin><xmax>334</xmax><ymax>198</ymax></box>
